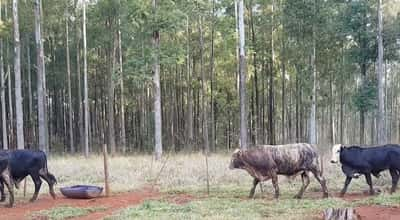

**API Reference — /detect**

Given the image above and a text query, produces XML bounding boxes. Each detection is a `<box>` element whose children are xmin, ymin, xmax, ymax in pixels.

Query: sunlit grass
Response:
<box><xmin>30</xmin><ymin>206</ymin><xmax>106</xmax><ymax>220</ymax></box>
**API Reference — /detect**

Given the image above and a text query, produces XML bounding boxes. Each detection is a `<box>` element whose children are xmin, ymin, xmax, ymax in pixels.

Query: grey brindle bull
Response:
<box><xmin>229</xmin><ymin>143</ymin><xmax>329</xmax><ymax>199</ymax></box>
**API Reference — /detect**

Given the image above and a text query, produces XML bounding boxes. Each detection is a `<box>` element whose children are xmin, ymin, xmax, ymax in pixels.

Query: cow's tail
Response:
<box><xmin>41</xmin><ymin>151</ymin><xmax>57</xmax><ymax>185</ymax></box>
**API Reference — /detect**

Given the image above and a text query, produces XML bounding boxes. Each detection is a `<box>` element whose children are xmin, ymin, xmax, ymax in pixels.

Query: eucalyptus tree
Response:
<box><xmin>238</xmin><ymin>0</ymin><xmax>247</xmax><ymax>149</ymax></box>
<box><xmin>13</xmin><ymin>0</ymin><xmax>25</xmax><ymax>149</ymax></box>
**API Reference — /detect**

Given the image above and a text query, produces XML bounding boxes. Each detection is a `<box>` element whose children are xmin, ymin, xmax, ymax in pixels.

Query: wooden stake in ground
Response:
<box><xmin>205</xmin><ymin>153</ymin><xmax>210</xmax><ymax>195</ymax></box>
<box><xmin>103</xmin><ymin>144</ymin><xmax>110</xmax><ymax>197</ymax></box>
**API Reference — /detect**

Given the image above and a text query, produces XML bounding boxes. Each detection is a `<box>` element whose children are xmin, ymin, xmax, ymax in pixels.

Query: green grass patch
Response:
<box><xmin>30</xmin><ymin>206</ymin><xmax>106</xmax><ymax>220</ymax></box>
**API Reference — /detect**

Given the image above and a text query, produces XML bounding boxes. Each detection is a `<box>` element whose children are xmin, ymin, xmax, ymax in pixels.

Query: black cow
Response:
<box><xmin>229</xmin><ymin>143</ymin><xmax>329</xmax><ymax>199</ymax></box>
<box><xmin>0</xmin><ymin>152</ymin><xmax>13</xmax><ymax>207</ymax></box>
<box><xmin>0</xmin><ymin>150</ymin><xmax>57</xmax><ymax>203</ymax></box>
<box><xmin>331</xmin><ymin>144</ymin><xmax>400</xmax><ymax>196</ymax></box>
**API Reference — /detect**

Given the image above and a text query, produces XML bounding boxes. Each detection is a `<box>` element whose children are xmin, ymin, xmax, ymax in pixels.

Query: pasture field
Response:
<box><xmin>1</xmin><ymin>153</ymin><xmax>400</xmax><ymax>219</ymax></box>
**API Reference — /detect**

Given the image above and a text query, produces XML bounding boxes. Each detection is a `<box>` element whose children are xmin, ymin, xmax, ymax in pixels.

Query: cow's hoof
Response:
<box><xmin>0</xmin><ymin>197</ymin><xmax>5</xmax><ymax>202</ymax></box>
<box><xmin>5</xmin><ymin>203</ymin><xmax>13</xmax><ymax>208</ymax></box>
<box><xmin>322</xmin><ymin>193</ymin><xmax>329</xmax><ymax>198</ymax></box>
<box><xmin>29</xmin><ymin>198</ymin><xmax>37</xmax><ymax>203</ymax></box>
<box><xmin>339</xmin><ymin>193</ymin><xmax>345</xmax><ymax>197</ymax></box>
<box><xmin>293</xmin><ymin>194</ymin><xmax>302</xmax><ymax>199</ymax></box>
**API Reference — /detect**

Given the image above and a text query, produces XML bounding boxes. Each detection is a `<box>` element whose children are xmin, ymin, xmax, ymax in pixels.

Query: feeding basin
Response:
<box><xmin>60</xmin><ymin>185</ymin><xmax>103</xmax><ymax>199</ymax></box>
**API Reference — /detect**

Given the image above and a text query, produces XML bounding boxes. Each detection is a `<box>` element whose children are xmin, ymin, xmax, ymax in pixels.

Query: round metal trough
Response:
<box><xmin>60</xmin><ymin>185</ymin><xmax>103</xmax><ymax>199</ymax></box>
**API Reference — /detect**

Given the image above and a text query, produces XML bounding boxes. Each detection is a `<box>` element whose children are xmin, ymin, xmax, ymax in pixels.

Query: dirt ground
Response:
<box><xmin>320</xmin><ymin>193</ymin><xmax>400</xmax><ymax>220</ymax></box>
<box><xmin>0</xmin><ymin>187</ymin><xmax>161</xmax><ymax>220</ymax></box>
<box><xmin>1</xmin><ymin>189</ymin><xmax>400</xmax><ymax>220</ymax></box>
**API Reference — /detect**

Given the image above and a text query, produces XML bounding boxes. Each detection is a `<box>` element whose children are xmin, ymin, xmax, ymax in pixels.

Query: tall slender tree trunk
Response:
<box><xmin>198</xmin><ymin>15</ymin><xmax>209</xmax><ymax>154</ymax></box>
<box><xmin>234</xmin><ymin>0</ymin><xmax>240</xmax><ymax>95</ymax></box>
<box><xmin>376</xmin><ymin>0</ymin><xmax>385</xmax><ymax>144</ymax></box>
<box><xmin>249</xmin><ymin>0</ymin><xmax>258</xmax><ymax>145</ymax></box>
<box><xmin>35</xmin><ymin>0</ymin><xmax>47</xmax><ymax>152</ymax></box>
<box><xmin>186</xmin><ymin>16</ymin><xmax>193</xmax><ymax>150</ymax></box>
<box><xmin>268</xmin><ymin>0</ymin><xmax>275</xmax><ymax>145</ymax></box>
<box><xmin>0</xmin><ymin>3</ymin><xmax>7</xmax><ymax>150</ymax></box>
<box><xmin>152</xmin><ymin>0</ymin><xmax>162</xmax><ymax>160</ymax></box>
<box><xmin>309</xmin><ymin>1</ymin><xmax>317</xmax><ymax>145</ymax></box>
<box><xmin>12</xmin><ymin>0</ymin><xmax>24</xmax><ymax>149</ymax></box>
<box><xmin>340</xmin><ymin>46</ymin><xmax>344</xmax><ymax>143</ymax></box>
<box><xmin>108</xmin><ymin>28</ymin><xmax>116</xmax><ymax>155</ymax></box>
<box><xmin>295</xmin><ymin>66</ymin><xmax>299</xmax><ymax>143</ymax></box>
<box><xmin>281</xmin><ymin>25</ymin><xmax>286</xmax><ymax>144</ymax></box>
<box><xmin>66</xmin><ymin>17</ymin><xmax>74</xmax><ymax>153</ymax></box>
<box><xmin>76</xmin><ymin>18</ymin><xmax>84</xmax><ymax>153</ymax></box>
<box><xmin>329</xmin><ymin>63</ymin><xmax>335</xmax><ymax>144</ymax></box>
<box><xmin>26</xmin><ymin>36</ymin><xmax>35</xmax><ymax>146</ymax></box>
<box><xmin>83</xmin><ymin>0</ymin><xmax>89</xmax><ymax>157</ymax></box>
<box><xmin>210</xmin><ymin>0</ymin><xmax>215</xmax><ymax>152</ymax></box>
<box><xmin>118</xmin><ymin>17</ymin><xmax>126</xmax><ymax>153</ymax></box>
<box><xmin>238</xmin><ymin>0</ymin><xmax>247</xmax><ymax>149</ymax></box>
<box><xmin>7</xmin><ymin>63</ymin><xmax>13</xmax><ymax>147</ymax></box>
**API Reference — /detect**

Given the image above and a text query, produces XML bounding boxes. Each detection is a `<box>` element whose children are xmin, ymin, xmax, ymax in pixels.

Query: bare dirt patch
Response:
<box><xmin>356</xmin><ymin>205</ymin><xmax>400</xmax><ymax>220</ymax></box>
<box><xmin>0</xmin><ymin>187</ymin><xmax>161</xmax><ymax>220</ymax></box>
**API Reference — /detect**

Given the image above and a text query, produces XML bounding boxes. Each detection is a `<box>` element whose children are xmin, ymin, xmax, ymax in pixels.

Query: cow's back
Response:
<box><xmin>9</xmin><ymin>150</ymin><xmax>47</xmax><ymax>178</ymax></box>
<box><xmin>341</xmin><ymin>145</ymin><xmax>400</xmax><ymax>172</ymax></box>
<box><xmin>256</xmin><ymin>143</ymin><xmax>319</xmax><ymax>175</ymax></box>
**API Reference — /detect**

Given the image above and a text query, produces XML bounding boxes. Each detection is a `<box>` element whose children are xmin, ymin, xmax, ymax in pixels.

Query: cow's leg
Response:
<box><xmin>0</xmin><ymin>178</ymin><xmax>5</xmax><ymax>202</ymax></box>
<box><xmin>294</xmin><ymin>172</ymin><xmax>310</xmax><ymax>199</ymax></box>
<box><xmin>1</xmin><ymin>170</ymin><xmax>14</xmax><ymax>207</ymax></box>
<box><xmin>39</xmin><ymin>172</ymin><xmax>56</xmax><ymax>199</ymax></box>
<box><xmin>249</xmin><ymin>178</ymin><xmax>259</xmax><ymax>199</ymax></box>
<box><xmin>310</xmin><ymin>168</ymin><xmax>329</xmax><ymax>198</ymax></box>
<box><xmin>30</xmin><ymin>174</ymin><xmax>42</xmax><ymax>202</ymax></box>
<box><xmin>340</xmin><ymin>176</ymin><xmax>352</xmax><ymax>197</ymax></box>
<box><xmin>364</xmin><ymin>173</ymin><xmax>375</xmax><ymax>195</ymax></box>
<box><xmin>271</xmin><ymin>172</ymin><xmax>279</xmax><ymax>199</ymax></box>
<box><xmin>389</xmin><ymin>169</ymin><xmax>400</xmax><ymax>194</ymax></box>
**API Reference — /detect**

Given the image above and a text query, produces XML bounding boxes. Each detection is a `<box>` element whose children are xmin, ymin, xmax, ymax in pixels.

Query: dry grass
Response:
<box><xmin>14</xmin><ymin>152</ymin><xmax>390</xmax><ymax>198</ymax></box>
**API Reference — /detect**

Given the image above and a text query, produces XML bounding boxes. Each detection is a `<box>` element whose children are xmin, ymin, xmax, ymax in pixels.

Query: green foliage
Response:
<box><xmin>353</xmin><ymin>78</ymin><xmax>377</xmax><ymax>112</ymax></box>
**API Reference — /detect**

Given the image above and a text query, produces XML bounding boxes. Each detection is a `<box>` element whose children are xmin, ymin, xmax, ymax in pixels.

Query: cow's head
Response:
<box><xmin>330</xmin><ymin>144</ymin><xmax>343</xmax><ymax>163</ymax></box>
<box><xmin>229</xmin><ymin>148</ymin><xmax>245</xmax><ymax>169</ymax></box>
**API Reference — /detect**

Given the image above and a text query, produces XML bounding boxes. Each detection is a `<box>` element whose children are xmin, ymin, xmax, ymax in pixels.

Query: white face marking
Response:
<box><xmin>331</xmin><ymin>144</ymin><xmax>341</xmax><ymax>163</ymax></box>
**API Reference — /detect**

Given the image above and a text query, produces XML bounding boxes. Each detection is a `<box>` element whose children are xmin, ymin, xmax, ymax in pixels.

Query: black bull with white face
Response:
<box><xmin>229</xmin><ymin>143</ymin><xmax>329</xmax><ymax>199</ymax></box>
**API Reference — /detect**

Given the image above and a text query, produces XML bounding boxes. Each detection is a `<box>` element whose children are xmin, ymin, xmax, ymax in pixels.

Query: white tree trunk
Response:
<box><xmin>83</xmin><ymin>0</ymin><xmax>90</xmax><ymax>157</ymax></box>
<box><xmin>377</xmin><ymin>0</ymin><xmax>385</xmax><ymax>144</ymax></box>
<box><xmin>309</xmin><ymin>2</ymin><xmax>317</xmax><ymax>145</ymax></box>
<box><xmin>152</xmin><ymin>0</ymin><xmax>162</xmax><ymax>160</ymax></box>
<box><xmin>35</xmin><ymin>0</ymin><xmax>47</xmax><ymax>152</ymax></box>
<box><xmin>238</xmin><ymin>0</ymin><xmax>248</xmax><ymax>149</ymax></box>
<box><xmin>66</xmin><ymin>17</ymin><xmax>74</xmax><ymax>153</ymax></box>
<box><xmin>13</xmin><ymin>0</ymin><xmax>24</xmax><ymax>149</ymax></box>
